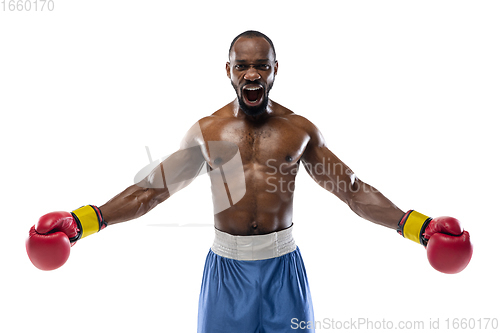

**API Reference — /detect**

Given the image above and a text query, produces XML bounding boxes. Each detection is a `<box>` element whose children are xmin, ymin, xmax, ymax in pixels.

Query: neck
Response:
<box><xmin>232</xmin><ymin>99</ymin><xmax>274</xmax><ymax>121</ymax></box>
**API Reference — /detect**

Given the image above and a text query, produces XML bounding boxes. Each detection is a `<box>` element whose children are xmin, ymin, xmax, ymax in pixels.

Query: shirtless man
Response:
<box><xmin>26</xmin><ymin>31</ymin><xmax>473</xmax><ymax>332</ymax></box>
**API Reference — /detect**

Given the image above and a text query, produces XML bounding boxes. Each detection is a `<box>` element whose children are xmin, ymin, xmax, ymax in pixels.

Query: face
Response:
<box><xmin>226</xmin><ymin>37</ymin><xmax>278</xmax><ymax>117</ymax></box>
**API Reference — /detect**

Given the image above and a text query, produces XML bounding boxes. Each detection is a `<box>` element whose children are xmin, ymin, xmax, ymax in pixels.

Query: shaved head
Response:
<box><xmin>228</xmin><ymin>30</ymin><xmax>276</xmax><ymax>61</ymax></box>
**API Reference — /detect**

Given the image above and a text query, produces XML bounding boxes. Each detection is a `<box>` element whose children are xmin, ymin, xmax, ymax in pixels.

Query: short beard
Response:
<box><xmin>232</xmin><ymin>81</ymin><xmax>273</xmax><ymax>117</ymax></box>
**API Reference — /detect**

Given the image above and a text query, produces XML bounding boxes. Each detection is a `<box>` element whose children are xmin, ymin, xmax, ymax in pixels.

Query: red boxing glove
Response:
<box><xmin>26</xmin><ymin>205</ymin><xmax>106</xmax><ymax>271</ymax></box>
<box><xmin>423</xmin><ymin>216</ymin><xmax>473</xmax><ymax>274</ymax></box>
<box><xmin>26</xmin><ymin>211</ymin><xmax>78</xmax><ymax>271</ymax></box>
<box><xmin>398</xmin><ymin>211</ymin><xmax>473</xmax><ymax>274</ymax></box>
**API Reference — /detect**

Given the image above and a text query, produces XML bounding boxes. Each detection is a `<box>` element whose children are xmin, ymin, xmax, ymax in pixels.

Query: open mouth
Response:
<box><xmin>242</xmin><ymin>85</ymin><xmax>264</xmax><ymax>106</ymax></box>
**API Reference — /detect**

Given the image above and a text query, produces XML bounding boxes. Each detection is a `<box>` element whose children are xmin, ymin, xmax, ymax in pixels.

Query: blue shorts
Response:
<box><xmin>197</xmin><ymin>247</ymin><xmax>315</xmax><ymax>332</ymax></box>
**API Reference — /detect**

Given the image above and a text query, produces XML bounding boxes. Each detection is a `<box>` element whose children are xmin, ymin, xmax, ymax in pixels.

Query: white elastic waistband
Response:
<box><xmin>211</xmin><ymin>225</ymin><xmax>296</xmax><ymax>261</ymax></box>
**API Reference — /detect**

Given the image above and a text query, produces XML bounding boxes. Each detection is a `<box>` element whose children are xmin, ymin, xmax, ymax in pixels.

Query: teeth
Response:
<box><xmin>244</xmin><ymin>86</ymin><xmax>262</xmax><ymax>91</ymax></box>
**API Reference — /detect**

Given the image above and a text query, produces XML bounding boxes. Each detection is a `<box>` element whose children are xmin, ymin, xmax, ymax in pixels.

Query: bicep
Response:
<box><xmin>300</xmin><ymin>126</ymin><xmax>358</xmax><ymax>203</ymax></box>
<box><xmin>138</xmin><ymin>120</ymin><xmax>207</xmax><ymax>197</ymax></box>
<box><xmin>140</xmin><ymin>145</ymin><xmax>206</xmax><ymax>192</ymax></box>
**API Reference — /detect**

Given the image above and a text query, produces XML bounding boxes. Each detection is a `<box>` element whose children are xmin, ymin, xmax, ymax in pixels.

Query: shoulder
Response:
<box><xmin>180</xmin><ymin>105</ymin><xmax>232</xmax><ymax>148</ymax></box>
<box><xmin>181</xmin><ymin>116</ymin><xmax>213</xmax><ymax>148</ymax></box>
<box><xmin>274</xmin><ymin>103</ymin><xmax>326</xmax><ymax>146</ymax></box>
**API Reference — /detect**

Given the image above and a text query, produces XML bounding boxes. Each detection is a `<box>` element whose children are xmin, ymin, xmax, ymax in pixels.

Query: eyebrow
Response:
<box><xmin>235</xmin><ymin>59</ymin><xmax>270</xmax><ymax>63</ymax></box>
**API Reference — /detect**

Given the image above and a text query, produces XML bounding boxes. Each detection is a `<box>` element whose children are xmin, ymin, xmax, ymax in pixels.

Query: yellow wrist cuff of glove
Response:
<box><xmin>71</xmin><ymin>205</ymin><xmax>106</xmax><ymax>240</ymax></box>
<box><xmin>398</xmin><ymin>210</ymin><xmax>432</xmax><ymax>245</ymax></box>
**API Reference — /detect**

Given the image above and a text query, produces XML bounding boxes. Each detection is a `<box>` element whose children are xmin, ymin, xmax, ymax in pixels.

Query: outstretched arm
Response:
<box><xmin>100</xmin><ymin>124</ymin><xmax>206</xmax><ymax>225</ymax></box>
<box><xmin>297</xmin><ymin>117</ymin><xmax>473</xmax><ymax>273</ymax></box>
<box><xmin>26</xmin><ymin>121</ymin><xmax>207</xmax><ymax>270</ymax></box>
<box><xmin>300</xmin><ymin>121</ymin><xmax>404</xmax><ymax>229</ymax></box>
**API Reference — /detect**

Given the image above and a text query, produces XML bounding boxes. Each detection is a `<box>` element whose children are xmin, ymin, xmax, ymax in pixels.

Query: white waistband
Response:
<box><xmin>211</xmin><ymin>225</ymin><xmax>296</xmax><ymax>261</ymax></box>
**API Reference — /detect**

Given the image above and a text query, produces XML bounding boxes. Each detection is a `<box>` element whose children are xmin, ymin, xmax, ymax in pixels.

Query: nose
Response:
<box><xmin>244</xmin><ymin>67</ymin><xmax>261</xmax><ymax>81</ymax></box>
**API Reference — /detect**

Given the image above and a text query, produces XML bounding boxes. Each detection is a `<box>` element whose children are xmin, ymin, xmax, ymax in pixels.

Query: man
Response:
<box><xmin>26</xmin><ymin>31</ymin><xmax>472</xmax><ymax>332</ymax></box>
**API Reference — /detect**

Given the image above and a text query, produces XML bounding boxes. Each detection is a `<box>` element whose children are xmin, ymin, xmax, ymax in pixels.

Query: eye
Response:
<box><xmin>259</xmin><ymin>65</ymin><xmax>270</xmax><ymax>70</ymax></box>
<box><xmin>235</xmin><ymin>64</ymin><xmax>246</xmax><ymax>70</ymax></box>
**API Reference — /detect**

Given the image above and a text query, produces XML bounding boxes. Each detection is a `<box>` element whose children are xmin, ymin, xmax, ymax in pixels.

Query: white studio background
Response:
<box><xmin>1</xmin><ymin>1</ymin><xmax>499</xmax><ymax>332</ymax></box>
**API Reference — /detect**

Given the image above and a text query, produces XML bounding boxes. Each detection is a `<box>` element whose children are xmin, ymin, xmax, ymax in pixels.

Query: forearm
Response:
<box><xmin>99</xmin><ymin>184</ymin><xmax>170</xmax><ymax>226</ymax></box>
<box><xmin>346</xmin><ymin>181</ymin><xmax>404</xmax><ymax>229</ymax></box>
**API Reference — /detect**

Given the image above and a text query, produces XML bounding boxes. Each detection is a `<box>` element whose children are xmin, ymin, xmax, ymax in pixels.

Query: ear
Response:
<box><xmin>274</xmin><ymin>60</ymin><xmax>279</xmax><ymax>76</ymax></box>
<box><xmin>226</xmin><ymin>62</ymin><xmax>231</xmax><ymax>78</ymax></box>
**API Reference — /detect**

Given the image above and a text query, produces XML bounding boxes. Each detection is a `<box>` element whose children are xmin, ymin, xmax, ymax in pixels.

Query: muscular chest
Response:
<box><xmin>201</xmin><ymin>117</ymin><xmax>309</xmax><ymax>170</ymax></box>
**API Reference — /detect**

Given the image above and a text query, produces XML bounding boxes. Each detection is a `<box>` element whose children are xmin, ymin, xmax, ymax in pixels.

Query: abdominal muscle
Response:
<box><xmin>211</xmin><ymin>164</ymin><xmax>296</xmax><ymax>236</ymax></box>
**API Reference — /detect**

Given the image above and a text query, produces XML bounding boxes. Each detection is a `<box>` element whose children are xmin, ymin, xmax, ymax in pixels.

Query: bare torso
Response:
<box><xmin>100</xmin><ymin>99</ymin><xmax>403</xmax><ymax>233</ymax></box>
<box><xmin>195</xmin><ymin>99</ymin><xmax>311</xmax><ymax>235</ymax></box>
